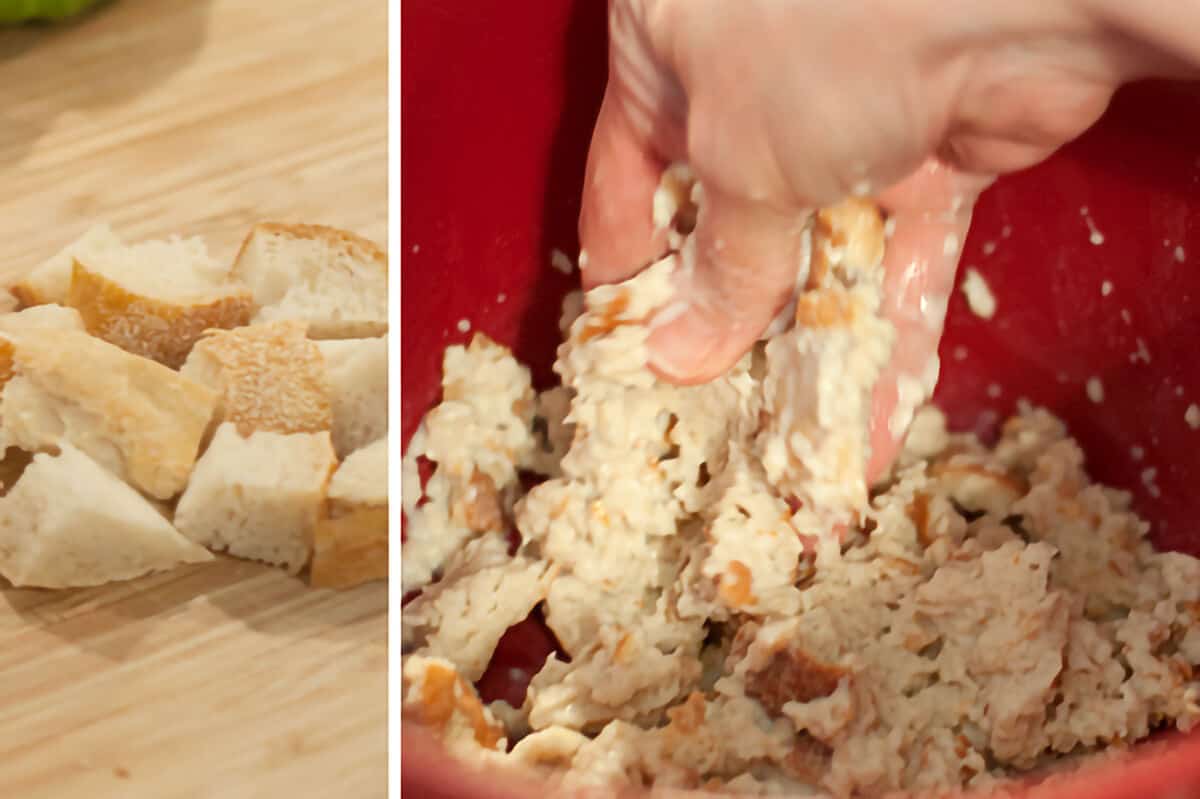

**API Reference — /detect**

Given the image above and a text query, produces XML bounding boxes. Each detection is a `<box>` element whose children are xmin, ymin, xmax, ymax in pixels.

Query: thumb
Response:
<box><xmin>647</xmin><ymin>190</ymin><xmax>808</xmax><ymax>384</ymax></box>
<box><xmin>578</xmin><ymin>92</ymin><xmax>671</xmax><ymax>289</ymax></box>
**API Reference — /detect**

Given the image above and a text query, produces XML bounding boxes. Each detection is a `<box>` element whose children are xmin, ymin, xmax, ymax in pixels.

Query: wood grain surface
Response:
<box><xmin>0</xmin><ymin>1</ymin><xmax>388</xmax><ymax>796</ymax></box>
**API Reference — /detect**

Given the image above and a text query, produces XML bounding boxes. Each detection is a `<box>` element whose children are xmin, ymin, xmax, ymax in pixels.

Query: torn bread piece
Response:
<box><xmin>316</xmin><ymin>336</ymin><xmax>387</xmax><ymax>457</ymax></box>
<box><xmin>67</xmin><ymin>251</ymin><xmax>255</xmax><ymax>368</ymax></box>
<box><xmin>12</xmin><ymin>224</ymin><xmax>125</xmax><ymax>306</ymax></box>
<box><xmin>14</xmin><ymin>226</ymin><xmax>229</xmax><ymax>310</ymax></box>
<box><xmin>0</xmin><ymin>329</ymin><xmax>217</xmax><ymax>499</ymax></box>
<box><xmin>311</xmin><ymin>437</ymin><xmax>388</xmax><ymax>589</ymax></box>
<box><xmin>180</xmin><ymin>320</ymin><xmax>332</xmax><ymax>437</ymax></box>
<box><xmin>174</xmin><ymin>423</ymin><xmax>338</xmax><ymax>573</ymax></box>
<box><xmin>0</xmin><ymin>306</ymin><xmax>85</xmax><ymax>388</ymax></box>
<box><xmin>759</xmin><ymin>198</ymin><xmax>894</xmax><ymax>532</ymax></box>
<box><xmin>401</xmin><ymin>333</ymin><xmax>536</xmax><ymax>592</ymax></box>
<box><xmin>403</xmin><ymin>654</ymin><xmax>507</xmax><ymax>758</ymax></box>
<box><xmin>0</xmin><ymin>304</ymin><xmax>84</xmax><ymax>333</ymax></box>
<box><xmin>232</xmin><ymin>223</ymin><xmax>387</xmax><ymax>338</ymax></box>
<box><xmin>403</xmin><ymin>531</ymin><xmax>555</xmax><ymax>681</ymax></box>
<box><xmin>0</xmin><ymin>443</ymin><xmax>212</xmax><ymax>588</ymax></box>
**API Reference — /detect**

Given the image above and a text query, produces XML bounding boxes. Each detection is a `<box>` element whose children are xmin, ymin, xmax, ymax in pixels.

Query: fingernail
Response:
<box><xmin>647</xmin><ymin>306</ymin><xmax>720</xmax><ymax>381</ymax></box>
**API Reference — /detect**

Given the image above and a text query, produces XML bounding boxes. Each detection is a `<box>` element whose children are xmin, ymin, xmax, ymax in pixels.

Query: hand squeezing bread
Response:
<box><xmin>0</xmin><ymin>223</ymin><xmax>389</xmax><ymax>590</ymax></box>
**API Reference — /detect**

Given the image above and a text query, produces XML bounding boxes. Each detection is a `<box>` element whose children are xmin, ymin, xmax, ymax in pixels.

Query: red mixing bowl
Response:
<box><xmin>401</xmin><ymin>2</ymin><xmax>1200</xmax><ymax>796</ymax></box>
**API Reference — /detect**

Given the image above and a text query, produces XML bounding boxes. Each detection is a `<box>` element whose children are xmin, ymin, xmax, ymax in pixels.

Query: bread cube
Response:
<box><xmin>232</xmin><ymin>223</ymin><xmax>387</xmax><ymax>338</ymax></box>
<box><xmin>0</xmin><ymin>443</ymin><xmax>212</xmax><ymax>588</ymax></box>
<box><xmin>174</xmin><ymin>423</ymin><xmax>338</xmax><ymax>573</ymax></box>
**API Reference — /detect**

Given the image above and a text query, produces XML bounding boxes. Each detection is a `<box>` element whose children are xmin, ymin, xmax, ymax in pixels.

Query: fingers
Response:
<box><xmin>646</xmin><ymin>189</ymin><xmax>808</xmax><ymax>384</ymax></box>
<box><xmin>864</xmin><ymin>162</ymin><xmax>984</xmax><ymax>482</ymax></box>
<box><xmin>938</xmin><ymin>133</ymin><xmax>1060</xmax><ymax>176</ymax></box>
<box><xmin>401</xmin><ymin>726</ymin><xmax>535</xmax><ymax>799</ymax></box>
<box><xmin>578</xmin><ymin>92</ymin><xmax>670</xmax><ymax>290</ymax></box>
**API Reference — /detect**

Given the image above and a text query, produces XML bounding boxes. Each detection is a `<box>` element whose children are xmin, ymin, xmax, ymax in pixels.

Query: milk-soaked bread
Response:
<box><xmin>0</xmin><ymin>443</ymin><xmax>212</xmax><ymax>588</ymax></box>
<box><xmin>232</xmin><ymin>223</ymin><xmax>387</xmax><ymax>339</ymax></box>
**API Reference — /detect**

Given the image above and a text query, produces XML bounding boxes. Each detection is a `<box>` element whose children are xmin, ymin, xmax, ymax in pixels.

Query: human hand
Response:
<box><xmin>579</xmin><ymin>0</ymin><xmax>1173</xmax><ymax>479</ymax></box>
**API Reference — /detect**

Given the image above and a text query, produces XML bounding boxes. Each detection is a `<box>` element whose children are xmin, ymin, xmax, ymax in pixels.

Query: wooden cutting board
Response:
<box><xmin>0</xmin><ymin>2</ymin><xmax>388</xmax><ymax>796</ymax></box>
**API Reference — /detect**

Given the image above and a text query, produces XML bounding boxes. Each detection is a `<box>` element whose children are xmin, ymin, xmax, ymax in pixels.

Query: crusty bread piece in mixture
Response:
<box><xmin>311</xmin><ymin>436</ymin><xmax>388</xmax><ymax>589</ymax></box>
<box><xmin>0</xmin><ymin>443</ymin><xmax>212</xmax><ymax>588</ymax></box>
<box><xmin>180</xmin><ymin>320</ymin><xmax>332</xmax><ymax>437</ymax></box>
<box><xmin>402</xmin><ymin>655</ymin><xmax>507</xmax><ymax>756</ymax></box>
<box><xmin>232</xmin><ymin>223</ymin><xmax>387</xmax><ymax>339</ymax></box>
<box><xmin>174</xmin><ymin>423</ymin><xmax>338</xmax><ymax>573</ymax></box>
<box><xmin>0</xmin><ymin>448</ymin><xmax>33</xmax><ymax>495</ymax></box>
<box><xmin>67</xmin><ymin>258</ymin><xmax>254</xmax><ymax>368</ymax></box>
<box><xmin>0</xmin><ymin>329</ymin><xmax>217</xmax><ymax>499</ymax></box>
<box><xmin>316</xmin><ymin>336</ymin><xmax>387</xmax><ymax>457</ymax></box>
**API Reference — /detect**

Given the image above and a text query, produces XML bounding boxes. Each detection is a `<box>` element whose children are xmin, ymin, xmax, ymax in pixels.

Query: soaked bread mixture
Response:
<box><xmin>402</xmin><ymin>195</ymin><xmax>1200</xmax><ymax>796</ymax></box>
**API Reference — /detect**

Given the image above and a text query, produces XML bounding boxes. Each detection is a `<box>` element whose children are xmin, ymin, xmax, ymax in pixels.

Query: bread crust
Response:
<box><xmin>2</xmin><ymin>330</ymin><xmax>218</xmax><ymax>499</ymax></box>
<box><xmin>68</xmin><ymin>259</ymin><xmax>256</xmax><ymax>368</ymax></box>
<box><xmin>233</xmin><ymin>222</ymin><xmax>388</xmax><ymax>338</ymax></box>
<box><xmin>182</xmin><ymin>320</ymin><xmax>332</xmax><ymax>436</ymax></box>
<box><xmin>311</xmin><ymin>437</ymin><xmax>388</xmax><ymax>589</ymax></box>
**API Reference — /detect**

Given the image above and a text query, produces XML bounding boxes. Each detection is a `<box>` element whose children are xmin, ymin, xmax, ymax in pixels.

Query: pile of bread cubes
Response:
<box><xmin>0</xmin><ymin>222</ymin><xmax>388</xmax><ymax>591</ymax></box>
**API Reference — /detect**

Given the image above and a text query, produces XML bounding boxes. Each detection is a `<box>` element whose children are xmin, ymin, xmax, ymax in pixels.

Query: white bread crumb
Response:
<box><xmin>1186</xmin><ymin>404</ymin><xmax>1200</xmax><ymax>430</ymax></box>
<box><xmin>960</xmin><ymin>268</ymin><xmax>996</xmax><ymax>318</ymax></box>
<box><xmin>1141</xmin><ymin>466</ymin><xmax>1161</xmax><ymax>498</ymax></box>
<box><xmin>550</xmin><ymin>249</ymin><xmax>574</xmax><ymax>274</ymax></box>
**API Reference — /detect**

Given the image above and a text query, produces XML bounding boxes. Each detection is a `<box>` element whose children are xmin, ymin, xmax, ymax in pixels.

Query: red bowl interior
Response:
<box><xmin>401</xmin><ymin>2</ymin><xmax>1200</xmax><ymax>795</ymax></box>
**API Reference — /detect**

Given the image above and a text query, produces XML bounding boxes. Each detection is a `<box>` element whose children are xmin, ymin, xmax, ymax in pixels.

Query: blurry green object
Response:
<box><xmin>0</xmin><ymin>0</ymin><xmax>107</xmax><ymax>23</ymax></box>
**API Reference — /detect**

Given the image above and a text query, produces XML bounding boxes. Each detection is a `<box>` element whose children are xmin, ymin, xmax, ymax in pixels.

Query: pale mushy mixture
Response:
<box><xmin>402</xmin><ymin>192</ymin><xmax>1200</xmax><ymax>796</ymax></box>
